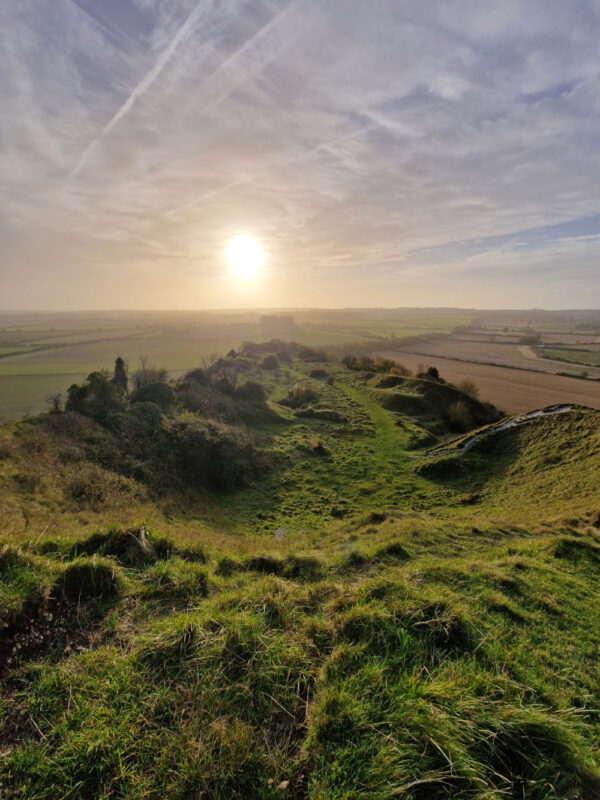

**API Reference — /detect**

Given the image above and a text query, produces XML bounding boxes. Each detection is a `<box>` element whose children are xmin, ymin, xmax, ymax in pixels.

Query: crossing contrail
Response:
<box><xmin>164</xmin><ymin>123</ymin><xmax>377</xmax><ymax>217</ymax></box>
<box><xmin>69</xmin><ymin>1</ymin><xmax>213</xmax><ymax>178</ymax></box>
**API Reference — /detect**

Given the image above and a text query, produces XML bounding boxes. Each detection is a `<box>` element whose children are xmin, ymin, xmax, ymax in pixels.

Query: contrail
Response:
<box><xmin>65</xmin><ymin>0</ymin><xmax>141</xmax><ymax>51</ymax></box>
<box><xmin>196</xmin><ymin>0</ymin><xmax>303</xmax><ymax>113</ymax></box>
<box><xmin>164</xmin><ymin>123</ymin><xmax>377</xmax><ymax>217</ymax></box>
<box><xmin>69</xmin><ymin>1</ymin><xmax>212</xmax><ymax>178</ymax></box>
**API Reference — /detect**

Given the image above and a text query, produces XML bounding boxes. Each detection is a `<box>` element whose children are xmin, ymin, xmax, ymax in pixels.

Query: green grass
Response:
<box><xmin>0</xmin><ymin>309</ymin><xmax>479</xmax><ymax>419</ymax></box>
<box><xmin>537</xmin><ymin>346</ymin><xmax>600</xmax><ymax>369</ymax></box>
<box><xmin>1</xmin><ymin>348</ymin><xmax>599</xmax><ymax>797</ymax></box>
<box><xmin>2</xmin><ymin>522</ymin><xmax>600</xmax><ymax>798</ymax></box>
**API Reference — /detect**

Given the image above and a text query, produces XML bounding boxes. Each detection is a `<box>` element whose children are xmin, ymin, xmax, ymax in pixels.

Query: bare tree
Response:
<box><xmin>46</xmin><ymin>392</ymin><xmax>63</xmax><ymax>414</ymax></box>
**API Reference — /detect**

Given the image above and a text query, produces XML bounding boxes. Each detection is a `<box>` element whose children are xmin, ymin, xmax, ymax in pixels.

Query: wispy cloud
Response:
<box><xmin>2</xmin><ymin>0</ymin><xmax>600</xmax><ymax>309</ymax></box>
<box><xmin>69</xmin><ymin>0</ymin><xmax>213</xmax><ymax>177</ymax></box>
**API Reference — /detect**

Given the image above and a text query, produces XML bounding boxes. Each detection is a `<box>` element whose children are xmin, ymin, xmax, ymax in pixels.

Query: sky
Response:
<box><xmin>1</xmin><ymin>0</ymin><xmax>600</xmax><ymax>310</ymax></box>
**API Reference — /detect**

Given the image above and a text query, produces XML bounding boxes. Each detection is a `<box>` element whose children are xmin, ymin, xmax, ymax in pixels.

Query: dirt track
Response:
<box><xmin>378</xmin><ymin>350</ymin><xmax>600</xmax><ymax>414</ymax></box>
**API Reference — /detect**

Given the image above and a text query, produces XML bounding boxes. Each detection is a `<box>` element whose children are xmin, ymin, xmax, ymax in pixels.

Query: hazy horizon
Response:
<box><xmin>3</xmin><ymin>1</ymin><xmax>600</xmax><ymax>310</ymax></box>
<box><xmin>2</xmin><ymin>305</ymin><xmax>600</xmax><ymax>315</ymax></box>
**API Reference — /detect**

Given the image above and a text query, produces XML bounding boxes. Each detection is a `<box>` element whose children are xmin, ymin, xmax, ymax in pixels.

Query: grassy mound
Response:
<box><xmin>1</xmin><ymin>352</ymin><xmax>600</xmax><ymax>796</ymax></box>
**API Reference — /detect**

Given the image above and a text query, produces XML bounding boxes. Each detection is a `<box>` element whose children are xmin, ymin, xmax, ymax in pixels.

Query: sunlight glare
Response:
<box><xmin>226</xmin><ymin>235</ymin><xmax>264</xmax><ymax>280</ymax></box>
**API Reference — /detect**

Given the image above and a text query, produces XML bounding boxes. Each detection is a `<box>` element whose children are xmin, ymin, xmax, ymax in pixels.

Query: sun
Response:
<box><xmin>226</xmin><ymin>235</ymin><xmax>264</xmax><ymax>280</ymax></box>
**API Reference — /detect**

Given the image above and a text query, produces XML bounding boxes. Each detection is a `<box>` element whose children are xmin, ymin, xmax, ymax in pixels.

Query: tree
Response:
<box><xmin>65</xmin><ymin>371</ymin><xmax>125</xmax><ymax>424</ymax></box>
<box><xmin>46</xmin><ymin>392</ymin><xmax>63</xmax><ymax>414</ymax></box>
<box><xmin>112</xmin><ymin>357</ymin><xmax>128</xmax><ymax>393</ymax></box>
<box><xmin>133</xmin><ymin>356</ymin><xmax>168</xmax><ymax>389</ymax></box>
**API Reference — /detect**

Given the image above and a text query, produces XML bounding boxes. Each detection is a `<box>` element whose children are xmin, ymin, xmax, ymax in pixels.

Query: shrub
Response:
<box><xmin>260</xmin><ymin>354</ymin><xmax>279</xmax><ymax>370</ymax></box>
<box><xmin>341</xmin><ymin>354</ymin><xmax>402</xmax><ymax>374</ymax></box>
<box><xmin>67</xmin><ymin>469</ymin><xmax>107</xmax><ymax>508</ymax></box>
<box><xmin>234</xmin><ymin>380</ymin><xmax>267</xmax><ymax>401</ymax></box>
<box><xmin>457</xmin><ymin>379</ymin><xmax>480</xmax><ymax>399</ymax></box>
<box><xmin>208</xmin><ymin>357</ymin><xmax>252</xmax><ymax>393</ymax></box>
<box><xmin>128</xmin><ymin>401</ymin><xmax>164</xmax><ymax>434</ymax></box>
<box><xmin>448</xmin><ymin>401</ymin><xmax>473</xmax><ymax>432</ymax></box>
<box><xmin>280</xmin><ymin>382</ymin><xmax>318</xmax><ymax>408</ymax></box>
<box><xmin>132</xmin><ymin>359</ymin><xmax>168</xmax><ymax>389</ymax></box>
<box><xmin>130</xmin><ymin>381</ymin><xmax>175</xmax><ymax>410</ymax></box>
<box><xmin>176</xmin><ymin>386</ymin><xmax>206</xmax><ymax>413</ymax></box>
<box><xmin>276</xmin><ymin>350</ymin><xmax>292</xmax><ymax>364</ymax></box>
<box><xmin>417</xmin><ymin>365</ymin><xmax>441</xmax><ymax>380</ymax></box>
<box><xmin>182</xmin><ymin>367</ymin><xmax>207</xmax><ymax>386</ymax></box>
<box><xmin>170</xmin><ymin>417</ymin><xmax>264</xmax><ymax>490</ymax></box>
<box><xmin>298</xmin><ymin>346</ymin><xmax>327</xmax><ymax>362</ymax></box>
<box><xmin>65</xmin><ymin>371</ymin><xmax>125</xmax><ymax>425</ymax></box>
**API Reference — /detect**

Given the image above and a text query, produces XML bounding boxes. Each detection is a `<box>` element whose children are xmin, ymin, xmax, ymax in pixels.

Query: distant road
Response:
<box><xmin>378</xmin><ymin>350</ymin><xmax>600</xmax><ymax>414</ymax></box>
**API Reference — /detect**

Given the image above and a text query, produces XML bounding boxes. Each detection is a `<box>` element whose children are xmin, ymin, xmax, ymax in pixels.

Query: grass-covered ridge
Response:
<box><xmin>1</xmin><ymin>344</ymin><xmax>599</xmax><ymax>798</ymax></box>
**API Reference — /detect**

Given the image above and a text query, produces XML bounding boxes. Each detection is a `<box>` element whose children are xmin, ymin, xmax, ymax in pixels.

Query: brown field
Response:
<box><xmin>378</xmin><ymin>349</ymin><xmax>600</xmax><ymax>414</ymax></box>
<box><xmin>393</xmin><ymin>337</ymin><xmax>600</xmax><ymax>379</ymax></box>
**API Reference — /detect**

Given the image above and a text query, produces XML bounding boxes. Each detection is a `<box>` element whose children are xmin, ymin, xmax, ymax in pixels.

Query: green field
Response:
<box><xmin>7</xmin><ymin>306</ymin><xmax>600</xmax><ymax>420</ymax></box>
<box><xmin>1</xmin><ymin>346</ymin><xmax>600</xmax><ymax>797</ymax></box>
<box><xmin>0</xmin><ymin>309</ymin><xmax>475</xmax><ymax>419</ymax></box>
<box><xmin>537</xmin><ymin>346</ymin><xmax>600</xmax><ymax>369</ymax></box>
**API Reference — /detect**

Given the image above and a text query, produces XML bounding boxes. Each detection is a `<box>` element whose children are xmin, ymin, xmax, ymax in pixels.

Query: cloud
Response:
<box><xmin>68</xmin><ymin>0</ymin><xmax>212</xmax><ymax>177</ymax></box>
<box><xmin>2</xmin><ymin>0</ymin><xmax>600</xmax><ymax>309</ymax></box>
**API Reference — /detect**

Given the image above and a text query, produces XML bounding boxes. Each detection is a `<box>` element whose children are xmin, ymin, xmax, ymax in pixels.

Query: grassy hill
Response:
<box><xmin>1</xmin><ymin>344</ymin><xmax>599</xmax><ymax>799</ymax></box>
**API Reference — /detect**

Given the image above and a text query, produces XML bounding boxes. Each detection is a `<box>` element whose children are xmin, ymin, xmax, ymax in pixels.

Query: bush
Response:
<box><xmin>260</xmin><ymin>354</ymin><xmax>279</xmax><ymax>370</ymax></box>
<box><xmin>341</xmin><ymin>355</ymin><xmax>402</xmax><ymax>374</ymax></box>
<box><xmin>176</xmin><ymin>386</ymin><xmax>206</xmax><ymax>413</ymax></box>
<box><xmin>208</xmin><ymin>357</ymin><xmax>252</xmax><ymax>393</ymax></box>
<box><xmin>67</xmin><ymin>469</ymin><xmax>107</xmax><ymax>508</ymax></box>
<box><xmin>417</xmin><ymin>365</ymin><xmax>441</xmax><ymax>380</ymax></box>
<box><xmin>170</xmin><ymin>417</ymin><xmax>264</xmax><ymax>490</ymax></box>
<box><xmin>448</xmin><ymin>401</ymin><xmax>473</xmax><ymax>432</ymax></box>
<box><xmin>280</xmin><ymin>382</ymin><xmax>318</xmax><ymax>409</ymax></box>
<box><xmin>130</xmin><ymin>381</ymin><xmax>175</xmax><ymax>410</ymax></box>
<box><xmin>457</xmin><ymin>379</ymin><xmax>480</xmax><ymax>400</ymax></box>
<box><xmin>298</xmin><ymin>346</ymin><xmax>327</xmax><ymax>362</ymax></box>
<box><xmin>182</xmin><ymin>368</ymin><xmax>207</xmax><ymax>386</ymax></box>
<box><xmin>128</xmin><ymin>401</ymin><xmax>164</xmax><ymax>433</ymax></box>
<box><xmin>234</xmin><ymin>380</ymin><xmax>267</xmax><ymax>401</ymax></box>
<box><xmin>132</xmin><ymin>361</ymin><xmax>168</xmax><ymax>389</ymax></box>
<box><xmin>65</xmin><ymin>371</ymin><xmax>125</xmax><ymax>425</ymax></box>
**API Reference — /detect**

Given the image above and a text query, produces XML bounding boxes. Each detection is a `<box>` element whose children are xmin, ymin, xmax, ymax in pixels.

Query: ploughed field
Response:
<box><xmin>1</xmin><ymin>343</ymin><xmax>600</xmax><ymax>798</ymax></box>
<box><xmin>379</xmin><ymin>349</ymin><xmax>600</xmax><ymax>414</ymax></box>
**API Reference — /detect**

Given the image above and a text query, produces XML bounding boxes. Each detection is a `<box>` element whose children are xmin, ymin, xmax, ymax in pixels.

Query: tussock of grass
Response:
<box><xmin>553</xmin><ymin>535</ymin><xmax>600</xmax><ymax>563</ymax></box>
<box><xmin>373</xmin><ymin>541</ymin><xmax>410</xmax><ymax>561</ymax></box>
<box><xmin>55</xmin><ymin>556</ymin><xmax>123</xmax><ymax>601</ymax></box>
<box><xmin>141</xmin><ymin>559</ymin><xmax>208</xmax><ymax>600</ymax></box>
<box><xmin>69</xmin><ymin>525</ymin><xmax>174</xmax><ymax>567</ymax></box>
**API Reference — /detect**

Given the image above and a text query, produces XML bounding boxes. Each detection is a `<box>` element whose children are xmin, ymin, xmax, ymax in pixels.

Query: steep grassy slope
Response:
<box><xmin>1</xmin><ymin>352</ymin><xmax>599</xmax><ymax>798</ymax></box>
